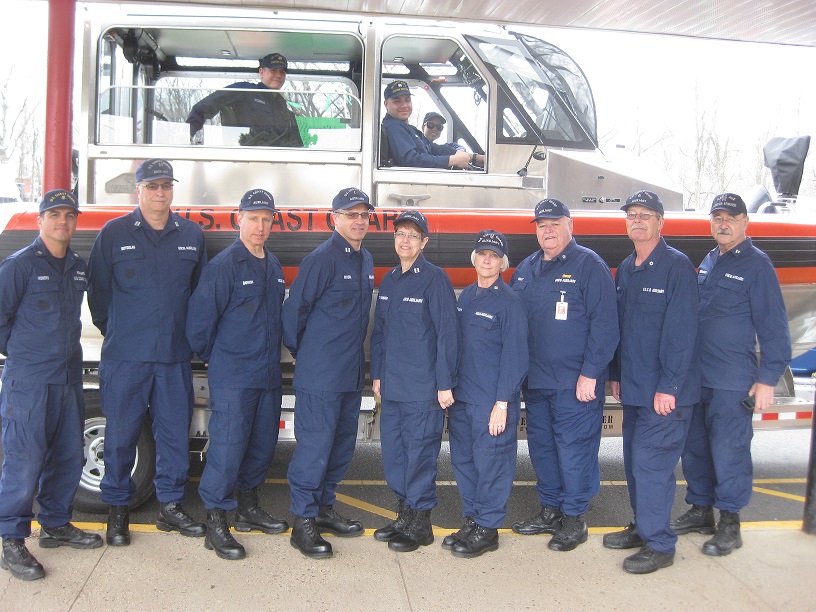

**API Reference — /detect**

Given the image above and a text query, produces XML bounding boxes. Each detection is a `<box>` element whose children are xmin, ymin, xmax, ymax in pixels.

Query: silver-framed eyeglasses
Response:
<box><xmin>395</xmin><ymin>230</ymin><xmax>423</xmax><ymax>241</ymax></box>
<box><xmin>334</xmin><ymin>211</ymin><xmax>372</xmax><ymax>220</ymax></box>
<box><xmin>625</xmin><ymin>211</ymin><xmax>655</xmax><ymax>221</ymax></box>
<box><xmin>141</xmin><ymin>182</ymin><xmax>174</xmax><ymax>191</ymax></box>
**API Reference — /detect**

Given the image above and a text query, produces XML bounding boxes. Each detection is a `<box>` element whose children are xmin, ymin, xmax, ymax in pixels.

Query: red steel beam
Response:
<box><xmin>43</xmin><ymin>0</ymin><xmax>76</xmax><ymax>193</ymax></box>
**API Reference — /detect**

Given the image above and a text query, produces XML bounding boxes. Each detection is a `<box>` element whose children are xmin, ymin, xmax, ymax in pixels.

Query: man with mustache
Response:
<box><xmin>671</xmin><ymin>193</ymin><xmax>790</xmax><ymax>556</ymax></box>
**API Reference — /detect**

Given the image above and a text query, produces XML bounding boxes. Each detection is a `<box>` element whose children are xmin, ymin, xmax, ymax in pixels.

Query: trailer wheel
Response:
<box><xmin>74</xmin><ymin>390</ymin><xmax>156</xmax><ymax>514</ymax></box>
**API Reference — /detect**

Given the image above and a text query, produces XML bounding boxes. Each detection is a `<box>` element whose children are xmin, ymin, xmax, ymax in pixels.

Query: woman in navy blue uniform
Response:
<box><xmin>446</xmin><ymin>230</ymin><xmax>528</xmax><ymax>558</ymax></box>
<box><xmin>370</xmin><ymin>210</ymin><xmax>459</xmax><ymax>552</ymax></box>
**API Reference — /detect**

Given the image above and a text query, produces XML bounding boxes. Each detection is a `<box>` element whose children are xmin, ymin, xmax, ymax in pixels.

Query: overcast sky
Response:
<box><xmin>3</xmin><ymin>0</ymin><xmax>816</xmax><ymax>201</ymax></box>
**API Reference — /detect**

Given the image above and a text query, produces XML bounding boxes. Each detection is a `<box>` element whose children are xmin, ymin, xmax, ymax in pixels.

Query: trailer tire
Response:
<box><xmin>74</xmin><ymin>390</ymin><xmax>156</xmax><ymax>514</ymax></box>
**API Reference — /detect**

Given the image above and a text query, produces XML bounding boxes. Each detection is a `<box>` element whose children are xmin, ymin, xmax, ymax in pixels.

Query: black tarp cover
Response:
<box><xmin>763</xmin><ymin>135</ymin><xmax>811</xmax><ymax>196</ymax></box>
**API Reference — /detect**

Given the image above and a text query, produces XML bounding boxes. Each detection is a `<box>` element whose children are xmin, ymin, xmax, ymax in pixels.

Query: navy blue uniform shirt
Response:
<box><xmin>186</xmin><ymin>239</ymin><xmax>286</xmax><ymax>390</ymax></box>
<box><xmin>282</xmin><ymin>232</ymin><xmax>374</xmax><ymax>393</ymax></box>
<box><xmin>698</xmin><ymin>237</ymin><xmax>790</xmax><ymax>390</ymax></box>
<box><xmin>610</xmin><ymin>237</ymin><xmax>700</xmax><ymax>407</ymax></box>
<box><xmin>0</xmin><ymin>237</ymin><xmax>87</xmax><ymax>384</ymax></box>
<box><xmin>87</xmin><ymin>207</ymin><xmax>207</xmax><ymax>363</ymax></box>
<box><xmin>382</xmin><ymin>115</ymin><xmax>460</xmax><ymax>168</ymax></box>
<box><xmin>187</xmin><ymin>82</ymin><xmax>303</xmax><ymax>147</ymax></box>
<box><xmin>511</xmin><ymin>239</ymin><xmax>619</xmax><ymax>390</ymax></box>
<box><xmin>370</xmin><ymin>254</ymin><xmax>459</xmax><ymax>402</ymax></box>
<box><xmin>455</xmin><ymin>277</ymin><xmax>528</xmax><ymax>405</ymax></box>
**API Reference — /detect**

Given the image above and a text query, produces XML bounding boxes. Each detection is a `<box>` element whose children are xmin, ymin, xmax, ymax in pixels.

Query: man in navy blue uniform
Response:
<box><xmin>381</xmin><ymin>81</ymin><xmax>473</xmax><ymax>169</ymax></box>
<box><xmin>370</xmin><ymin>210</ymin><xmax>459</xmax><ymax>552</ymax></box>
<box><xmin>187</xmin><ymin>189</ymin><xmax>289</xmax><ymax>561</ymax></box>
<box><xmin>603</xmin><ymin>190</ymin><xmax>700</xmax><ymax>574</ymax></box>
<box><xmin>283</xmin><ymin>187</ymin><xmax>375</xmax><ymax>559</ymax></box>
<box><xmin>187</xmin><ymin>53</ymin><xmax>303</xmax><ymax>147</ymax></box>
<box><xmin>0</xmin><ymin>190</ymin><xmax>102</xmax><ymax>581</ymax></box>
<box><xmin>511</xmin><ymin>199</ymin><xmax>618</xmax><ymax>552</ymax></box>
<box><xmin>88</xmin><ymin>159</ymin><xmax>207</xmax><ymax>546</ymax></box>
<box><xmin>671</xmin><ymin>193</ymin><xmax>791</xmax><ymax>556</ymax></box>
<box><xmin>447</xmin><ymin>230</ymin><xmax>527</xmax><ymax>558</ymax></box>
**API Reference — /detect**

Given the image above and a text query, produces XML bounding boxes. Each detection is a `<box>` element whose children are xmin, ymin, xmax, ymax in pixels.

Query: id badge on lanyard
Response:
<box><xmin>555</xmin><ymin>290</ymin><xmax>568</xmax><ymax>320</ymax></box>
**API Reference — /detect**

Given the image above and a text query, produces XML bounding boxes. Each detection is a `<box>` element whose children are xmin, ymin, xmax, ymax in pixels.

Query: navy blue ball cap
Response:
<box><xmin>423</xmin><ymin>111</ymin><xmax>445</xmax><ymax>125</ymax></box>
<box><xmin>384</xmin><ymin>80</ymin><xmax>411</xmax><ymax>100</ymax></box>
<box><xmin>332</xmin><ymin>187</ymin><xmax>374</xmax><ymax>211</ymax></box>
<box><xmin>710</xmin><ymin>192</ymin><xmax>747</xmax><ymax>216</ymax></box>
<box><xmin>259</xmin><ymin>53</ymin><xmax>287</xmax><ymax>70</ymax></box>
<box><xmin>622</xmin><ymin>190</ymin><xmax>664</xmax><ymax>216</ymax></box>
<box><xmin>532</xmin><ymin>198</ymin><xmax>570</xmax><ymax>222</ymax></box>
<box><xmin>239</xmin><ymin>188</ymin><xmax>276</xmax><ymax>212</ymax></box>
<box><xmin>395</xmin><ymin>209</ymin><xmax>429</xmax><ymax>235</ymax></box>
<box><xmin>474</xmin><ymin>229</ymin><xmax>508</xmax><ymax>257</ymax></box>
<box><xmin>39</xmin><ymin>189</ymin><xmax>81</xmax><ymax>215</ymax></box>
<box><xmin>135</xmin><ymin>159</ymin><xmax>177</xmax><ymax>183</ymax></box>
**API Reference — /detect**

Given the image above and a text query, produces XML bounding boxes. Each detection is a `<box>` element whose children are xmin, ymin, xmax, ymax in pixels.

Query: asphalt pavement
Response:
<box><xmin>1</xmin><ymin>430</ymin><xmax>814</xmax><ymax>610</ymax></box>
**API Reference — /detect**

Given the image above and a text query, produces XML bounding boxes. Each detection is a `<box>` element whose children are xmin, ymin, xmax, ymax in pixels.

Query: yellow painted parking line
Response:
<box><xmin>32</xmin><ymin>521</ymin><xmax>173</xmax><ymax>534</ymax></box>
<box><xmin>741</xmin><ymin>520</ymin><xmax>802</xmax><ymax>530</ymax></box>
<box><xmin>335</xmin><ymin>492</ymin><xmax>449</xmax><ymax>533</ymax></box>
<box><xmin>45</xmin><ymin>519</ymin><xmax>804</xmax><ymax>536</ymax></box>
<box><xmin>752</xmin><ymin>486</ymin><xmax>806</xmax><ymax>503</ymax></box>
<box><xmin>335</xmin><ymin>492</ymin><xmax>395</xmax><ymax>520</ymax></box>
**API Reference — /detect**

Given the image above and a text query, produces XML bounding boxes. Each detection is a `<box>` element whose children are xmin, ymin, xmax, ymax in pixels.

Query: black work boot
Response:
<box><xmin>671</xmin><ymin>504</ymin><xmax>715</xmax><ymax>535</ymax></box>
<box><xmin>451</xmin><ymin>525</ymin><xmax>499</xmax><ymax>558</ymax></box>
<box><xmin>511</xmin><ymin>505</ymin><xmax>563</xmax><ymax>535</ymax></box>
<box><xmin>106</xmin><ymin>505</ymin><xmax>130</xmax><ymax>546</ymax></box>
<box><xmin>623</xmin><ymin>546</ymin><xmax>675</xmax><ymax>574</ymax></box>
<box><xmin>204</xmin><ymin>509</ymin><xmax>246</xmax><ymax>560</ymax></box>
<box><xmin>290</xmin><ymin>517</ymin><xmax>333</xmax><ymax>559</ymax></box>
<box><xmin>389</xmin><ymin>509</ymin><xmax>434</xmax><ymax>552</ymax></box>
<box><xmin>602</xmin><ymin>522</ymin><xmax>645</xmax><ymax>550</ymax></box>
<box><xmin>315</xmin><ymin>505</ymin><xmax>363</xmax><ymax>537</ymax></box>
<box><xmin>156</xmin><ymin>502</ymin><xmax>206</xmax><ymax>537</ymax></box>
<box><xmin>234</xmin><ymin>488</ymin><xmax>289</xmax><ymax>534</ymax></box>
<box><xmin>442</xmin><ymin>516</ymin><xmax>476</xmax><ymax>550</ymax></box>
<box><xmin>548</xmin><ymin>514</ymin><xmax>588</xmax><ymax>552</ymax></box>
<box><xmin>39</xmin><ymin>523</ymin><xmax>103</xmax><ymax>549</ymax></box>
<box><xmin>1</xmin><ymin>538</ymin><xmax>45</xmax><ymax>581</ymax></box>
<box><xmin>373</xmin><ymin>500</ymin><xmax>412</xmax><ymax>542</ymax></box>
<box><xmin>702</xmin><ymin>510</ymin><xmax>743</xmax><ymax>556</ymax></box>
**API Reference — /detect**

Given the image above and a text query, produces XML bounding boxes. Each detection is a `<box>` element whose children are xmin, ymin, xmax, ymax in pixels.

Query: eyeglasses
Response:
<box><xmin>625</xmin><ymin>211</ymin><xmax>656</xmax><ymax>221</ymax></box>
<box><xmin>140</xmin><ymin>182</ymin><xmax>174</xmax><ymax>191</ymax></box>
<box><xmin>395</xmin><ymin>230</ymin><xmax>423</xmax><ymax>241</ymax></box>
<box><xmin>425</xmin><ymin>122</ymin><xmax>444</xmax><ymax>131</ymax></box>
<box><xmin>711</xmin><ymin>214</ymin><xmax>745</xmax><ymax>226</ymax></box>
<box><xmin>334</xmin><ymin>211</ymin><xmax>372</xmax><ymax>220</ymax></box>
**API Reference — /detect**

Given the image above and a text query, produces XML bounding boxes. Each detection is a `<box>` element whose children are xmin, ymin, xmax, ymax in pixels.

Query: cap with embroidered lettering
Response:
<box><xmin>39</xmin><ymin>189</ymin><xmax>81</xmax><ymax>215</ymax></box>
<box><xmin>710</xmin><ymin>192</ymin><xmax>747</xmax><ymax>216</ymax></box>
<box><xmin>332</xmin><ymin>187</ymin><xmax>374</xmax><ymax>211</ymax></box>
<box><xmin>395</xmin><ymin>209</ymin><xmax>428</xmax><ymax>235</ymax></box>
<box><xmin>474</xmin><ymin>229</ymin><xmax>507</xmax><ymax>257</ymax></box>
<box><xmin>622</xmin><ymin>190</ymin><xmax>664</xmax><ymax>216</ymax></box>
<box><xmin>532</xmin><ymin>198</ymin><xmax>570</xmax><ymax>222</ymax></box>
<box><xmin>384</xmin><ymin>80</ymin><xmax>411</xmax><ymax>100</ymax></box>
<box><xmin>239</xmin><ymin>188</ymin><xmax>276</xmax><ymax>212</ymax></box>
<box><xmin>259</xmin><ymin>53</ymin><xmax>287</xmax><ymax>70</ymax></box>
<box><xmin>135</xmin><ymin>159</ymin><xmax>177</xmax><ymax>183</ymax></box>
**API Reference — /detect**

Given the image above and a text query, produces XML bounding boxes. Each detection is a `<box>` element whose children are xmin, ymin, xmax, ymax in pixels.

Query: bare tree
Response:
<box><xmin>1</xmin><ymin>70</ymin><xmax>43</xmax><ymax>199</ymax></box>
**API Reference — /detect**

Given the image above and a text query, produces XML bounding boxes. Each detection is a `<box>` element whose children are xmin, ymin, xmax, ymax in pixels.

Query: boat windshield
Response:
<box><xmin>466</xmin><ymin>32</ymin><xmax>597</xmax><ymax>149</ymax></box>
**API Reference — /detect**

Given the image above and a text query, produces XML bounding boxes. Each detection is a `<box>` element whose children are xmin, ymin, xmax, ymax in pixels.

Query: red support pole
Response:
<box><xmin>43</xmin><ymin>0</ymin><xmax>76</xmax><ymax>193</ymax></box>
